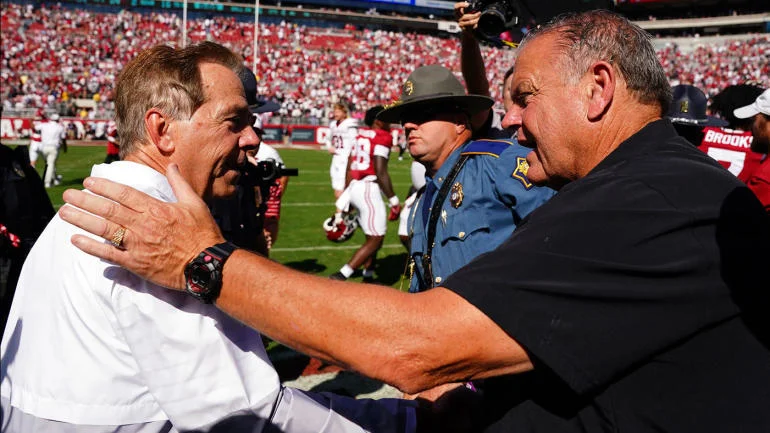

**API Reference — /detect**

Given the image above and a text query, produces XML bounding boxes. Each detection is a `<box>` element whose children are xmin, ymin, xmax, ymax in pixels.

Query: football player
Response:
<box><xmin>325</xmin><ymin>102</ymin><xmax>358</xmax><ymax>199</ymax></box>
<box><xmin>706</xmin><ymin>84</ymin><xmax>766</xmax><ymax>183</ymax></box>
<box><xmin>329</xmin><ymin>105</ymin><xmax>400</xmax><ymax>282</ymax></box>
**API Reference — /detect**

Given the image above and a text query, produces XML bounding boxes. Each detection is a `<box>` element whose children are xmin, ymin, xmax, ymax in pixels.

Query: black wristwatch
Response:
<box><xmin>184</xmin><ymin>242</ymin><xmax>238</xmax><ymax>303</ymax></box>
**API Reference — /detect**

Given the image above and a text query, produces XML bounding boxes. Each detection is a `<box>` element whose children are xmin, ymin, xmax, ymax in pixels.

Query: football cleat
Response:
<box><xmin>323</xmin><ymin>212</ymin><xmax>359</xmax><ymax>243</ymax></box>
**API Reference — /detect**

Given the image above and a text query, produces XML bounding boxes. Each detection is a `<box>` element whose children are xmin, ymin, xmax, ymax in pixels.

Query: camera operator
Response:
<box><xmin>251</xmin><ymin>116</ymin><xmax>294</xmax><ymax>250</ymax></box>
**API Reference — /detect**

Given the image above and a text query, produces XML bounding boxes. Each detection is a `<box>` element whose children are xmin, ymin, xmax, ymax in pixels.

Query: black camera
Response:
<box><xmin>467</xmin><ymin>0</ymin><xmax>520</xmax><ymax>39</ymax></box>
<box><xmin>242</xmin><ymin>159</ymin><xmax>298</xmax><ymax>187</ymax></box>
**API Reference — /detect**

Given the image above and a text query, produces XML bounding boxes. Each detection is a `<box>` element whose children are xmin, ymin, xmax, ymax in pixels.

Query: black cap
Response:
<box><xmin>710</xmin><ymin>84</ymin><xmax>765</xmax><ymax>127</ymax></box>
<box><xmin>239</xmin><ymin>68</ymin><xmax>280</xmax><ymax>114</ymax></box>
<box><xmin>666</xmin><ymin>85</ymin><xmax>727</xmax><ymax>127</ymax></box>
<box><xmin>364</xmin><ymin>105</ymin><xmax>385</xmax><ymax>127</ymax></box>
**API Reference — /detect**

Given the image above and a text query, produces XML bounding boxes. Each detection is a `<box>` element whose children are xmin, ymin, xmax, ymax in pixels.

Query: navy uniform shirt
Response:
<box><xmin>408</xmin><ymin>138</ymin><xmax>554</xmax><ymax>292</ymax></box>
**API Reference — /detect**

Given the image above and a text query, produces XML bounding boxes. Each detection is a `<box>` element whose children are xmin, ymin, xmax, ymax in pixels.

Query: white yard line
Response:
<box><xmin>282</xmin><ymin>202</ymin><xmax>335</xmax><ymax>207</ymax></box>
<box><xmin>272</xmin><ymin>243</ymin><xmax>404</xmax><ymax>252</ymax></box>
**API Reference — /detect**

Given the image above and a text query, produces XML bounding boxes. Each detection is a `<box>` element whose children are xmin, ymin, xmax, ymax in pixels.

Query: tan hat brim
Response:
<box><xmin>377</xmin><ymin>94</ymin><xmax>494</xmax><ymax>124</ymax></box>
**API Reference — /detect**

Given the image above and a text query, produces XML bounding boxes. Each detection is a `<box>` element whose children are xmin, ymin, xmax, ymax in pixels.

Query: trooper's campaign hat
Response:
<box><xmin>239</xmin><ymin>68</ymin><xmax>280</xmax><ymax>114</ymax></box>
<box><xmin>666</xmin><ymin>84</ymin><xmax>727</xmax><ymax>127</ymax></box>
<box><xmin>377</xmin><ymin>65</ymin><xmax>493</xmax><ymax>124</ymax></box>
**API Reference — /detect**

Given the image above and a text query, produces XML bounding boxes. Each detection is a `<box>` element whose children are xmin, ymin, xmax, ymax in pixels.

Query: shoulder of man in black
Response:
<box><xmin>440</xmin><ymin>118</ymin><xmax>770</xmax><ymax>432</ymax></box>
<box><xmin>1</xmin><ymin>144</ymin><xmax>55</xmax><ymax>239</ymax></box>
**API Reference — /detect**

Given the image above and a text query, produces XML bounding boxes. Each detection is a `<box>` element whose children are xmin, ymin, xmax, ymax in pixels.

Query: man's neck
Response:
<box><xmin>577</xmin><ymin>109</ymin><xmax>661</xmax><ymax>180</ymax></box>
<box><xmin>123</xmin><ymin>149</ymin><xmax>169</xmax><ymax>177</ymax></box>
<box><xmin>426</xmin><ymin>135</ymin><xmax>471</xmax><ymax>178</ymax></box>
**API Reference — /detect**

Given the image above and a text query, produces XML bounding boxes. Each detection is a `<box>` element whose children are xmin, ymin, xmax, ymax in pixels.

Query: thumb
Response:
<box><xmin>166</xmin><ymin>163</ymin><xmax>204</xmax><ymax>208</ymax></box>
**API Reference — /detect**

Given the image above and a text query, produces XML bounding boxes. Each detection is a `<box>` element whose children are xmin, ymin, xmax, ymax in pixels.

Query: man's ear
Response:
<box><xmin>454</xmin><ymin>113</ymin><xmax>470</xmax><ymax>135</ymax></box>
<box><xmin>145</xmin><ymin>108</ymin><xmax>174</xmax><ymax>153</ymax></box>
<box><xmin>586</xmin><ymin>61</ymin><xmax>615</xmax><ymax>121</ymax></box>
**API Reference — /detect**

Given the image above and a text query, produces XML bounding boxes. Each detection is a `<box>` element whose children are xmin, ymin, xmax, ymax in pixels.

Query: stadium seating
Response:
<box><xmin>1</xmin><ymin>2</ymin><xmax>768</xmax><ymax>124</ymax></box>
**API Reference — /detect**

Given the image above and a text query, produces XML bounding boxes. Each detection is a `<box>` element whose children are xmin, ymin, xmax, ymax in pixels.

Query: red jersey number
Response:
<box><xmin>332</xmin><ymin>135</ymin><xmax>344</xmax><ymax>151</ymax></box>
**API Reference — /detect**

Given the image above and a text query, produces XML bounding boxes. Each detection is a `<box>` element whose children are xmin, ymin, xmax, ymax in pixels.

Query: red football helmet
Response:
<box><xmin>323</xmin><ymin>212</ymin><xmax>359</xmax><ymax>243</ymax></box>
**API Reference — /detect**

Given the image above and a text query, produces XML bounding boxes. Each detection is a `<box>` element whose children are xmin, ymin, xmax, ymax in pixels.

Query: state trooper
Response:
<box><xmin>377</xmin><ymin>65</ymin><xmax>555</xmax><ymax>293</ymax></box>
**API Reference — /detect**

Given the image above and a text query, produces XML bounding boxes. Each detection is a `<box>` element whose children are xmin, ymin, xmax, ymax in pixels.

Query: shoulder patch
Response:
<box><xmin>512</xmin><ymin>156</ymin><xmax>533</xmax><ymax>189</ymax></box>
<box><xmin>461</xmin><ymin>139</ymin><xmax>512</xmax><ymax>158</ymax></box>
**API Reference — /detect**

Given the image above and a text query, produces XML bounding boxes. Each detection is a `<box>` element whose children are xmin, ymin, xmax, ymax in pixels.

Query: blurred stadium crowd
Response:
<box><xmin>1</xmin><ymin>2</ymin><xmax>769</xmax><ymax>124</ymax></box>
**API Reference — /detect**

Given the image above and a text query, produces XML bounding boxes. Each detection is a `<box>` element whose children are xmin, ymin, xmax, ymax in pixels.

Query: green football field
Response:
<box><xmin>35</xmin><ymin>145</ymin><xmax>414</xmax><ymax>290</ymax></box>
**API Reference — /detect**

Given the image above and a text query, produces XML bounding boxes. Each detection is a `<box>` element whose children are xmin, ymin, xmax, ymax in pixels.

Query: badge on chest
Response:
<box><xmin>450</xmin><ymin>182</ymin><xmax>464</xmax><ymax>208</ymax></box>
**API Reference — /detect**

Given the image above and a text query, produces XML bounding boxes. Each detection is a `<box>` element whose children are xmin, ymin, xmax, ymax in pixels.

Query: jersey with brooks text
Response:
<box><xmin>349</xmin><ymin>128</ymin><xmax>391</xmax><ymax>180</ymax></box>
<box><xmin>698</xmin><ymin>127</ymin><xmax>762</xmax><ymax>183</ymax></box>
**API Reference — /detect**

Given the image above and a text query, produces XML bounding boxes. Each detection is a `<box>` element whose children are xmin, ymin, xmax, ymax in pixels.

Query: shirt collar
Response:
<box><xmin>586</xmin><ymin>118</ymin><xmax>676</xmax><ymax>177</ymax></box>
<box><xmin>90</xmin><ymin>161</ymin><xmax>177</xmax><ymax>203</ymax></box>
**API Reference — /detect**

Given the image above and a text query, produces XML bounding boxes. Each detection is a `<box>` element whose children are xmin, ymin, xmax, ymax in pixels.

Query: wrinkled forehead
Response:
<box><xmin>199</xmin><ymin>62</ymin><xmax>248</xmax><ymax>111</ymax></box>
<box><xmin>512</xmin><ymin>34</ymin><xmax>563</xmax><ymax>84</ymax></box>
<box><xmin>202</xmin><ymin>63</ymin><xmax>243</xmax><ymax>94</ymax></box>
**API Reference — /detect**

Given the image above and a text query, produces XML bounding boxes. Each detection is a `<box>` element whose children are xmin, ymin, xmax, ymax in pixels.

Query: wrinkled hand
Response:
<box><xmin>454</xmin><ymin>1</ymin><xmax>481</xmax><ymax>32</ymax></box>
<box><xmin>58</xmin><ymin>163</ymin><xmax>224</xmax><ymax>290</ymax></box>
<box><xmin>263</xmin><ymin>228</ymin><xmax>273</xmax><ymax>250</ymax></box>
<box><xmin>403</xmin><ymin>382</ymin><xmax>463</xmax><ymax>402</ymax></box>
<box><xmin>414</xmin><ymin>384</ymin><xmax>484</xmax><ymax>433</ymax></box>
<box><xmin>388</xmin><ymin>204</ymin><xmax>401</xmax><ymax>221</ymax></box>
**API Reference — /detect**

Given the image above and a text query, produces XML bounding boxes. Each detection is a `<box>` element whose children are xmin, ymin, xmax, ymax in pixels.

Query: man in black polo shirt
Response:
<box><xmin>60</xmin><ymin>10</ymin><xmax>770</xmax><ymax>432</ymax></box>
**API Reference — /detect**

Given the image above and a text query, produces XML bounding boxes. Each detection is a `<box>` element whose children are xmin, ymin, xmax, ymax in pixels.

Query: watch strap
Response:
<box><xmin>206</xmin><ymin>241</ymin><xmax>239</xmax><ymax>262</ymax></box>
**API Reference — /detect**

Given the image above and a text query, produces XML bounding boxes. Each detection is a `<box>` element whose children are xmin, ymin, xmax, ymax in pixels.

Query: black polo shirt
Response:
<box><xmin>444</xmin><ymin>119</ymin><xmax>770</xmax><ymax>432</ymax></box>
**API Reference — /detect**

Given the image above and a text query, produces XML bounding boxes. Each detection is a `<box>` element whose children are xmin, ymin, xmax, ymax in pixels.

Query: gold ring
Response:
<box><xmin>110</xmin><ymin>227</ymin><xmax>126</xmax><ymax>248</ymax></box>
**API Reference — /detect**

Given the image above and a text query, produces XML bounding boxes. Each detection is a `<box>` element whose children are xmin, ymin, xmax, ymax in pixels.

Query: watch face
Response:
<box><xmin>185</xmin><ymin>242</ymin><xmax>236</xmax><ymax>303</ymax></box>
<box><xmin>189</xmin><ymin>264</ymin><xmax>212</xmax><ymax>293</ymax></box>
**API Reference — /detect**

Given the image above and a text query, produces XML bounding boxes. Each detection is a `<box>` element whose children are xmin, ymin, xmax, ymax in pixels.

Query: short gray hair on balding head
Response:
<box><xmin>521</xmin><ymin>10</ymin><xmax>671</xmax><ymax>116</ymax></box>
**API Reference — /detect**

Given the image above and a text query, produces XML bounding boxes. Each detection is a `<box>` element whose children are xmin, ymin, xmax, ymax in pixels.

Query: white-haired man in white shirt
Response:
<box><xmin>1</xmin><ymin>42</ymin><xmax>417</xmax><ymax>433</ymax></box>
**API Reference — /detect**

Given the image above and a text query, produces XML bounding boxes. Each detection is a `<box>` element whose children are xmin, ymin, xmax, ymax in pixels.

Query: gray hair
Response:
<box><xmin>115</xmin><ymin>42</ymin><xmax>244</xmax><ymax>158</ymax></box>
<box><xmin>521</xmin><ymin>10</ymin><xmax>671</xmax><ymax>115</ymax></box>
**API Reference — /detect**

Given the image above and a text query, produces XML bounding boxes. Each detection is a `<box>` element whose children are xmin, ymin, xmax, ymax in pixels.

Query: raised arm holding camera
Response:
<box><xmin>455</xmin><ymin>1</ymin><xmax>518</xmax><ymax>138</ymax></box>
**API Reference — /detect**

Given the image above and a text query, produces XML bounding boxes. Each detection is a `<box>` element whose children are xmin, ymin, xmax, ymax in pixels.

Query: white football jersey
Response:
<box><xmin>327</xmin><ymin>117</ymin><xmax>358</xmax><ymax>159</ymax></box>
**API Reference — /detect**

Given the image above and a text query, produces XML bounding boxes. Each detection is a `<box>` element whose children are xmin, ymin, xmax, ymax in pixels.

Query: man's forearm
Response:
<box><xmin>214</xmin><ymin>250</ymin><xmax>532</xmax><ymax>393</ymax></box>
<box><xmin>460</xmin><ymin>31</ymin><xmax>489</xmax><ymax>97</ymax></box>
<box><xmin>375</xmin><ymin>158</ymin><xmax>396</xmax><ymax>199</ymax></box>
<box><xmin>217</xmin><ymin>250</ymin><xmax>414</xmax><ymax>381</ymax></box>
<box><xmin>378</xmin><ymin>173</ymin><xmax>396</xmax><ymax>200</ymax></box>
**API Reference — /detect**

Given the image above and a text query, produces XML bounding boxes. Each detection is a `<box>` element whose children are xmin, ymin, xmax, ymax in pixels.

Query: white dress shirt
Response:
<box><xmin>1</xmin><ymin>161</ymin><xmax>394</xmax><ymax>433</ymax></box>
